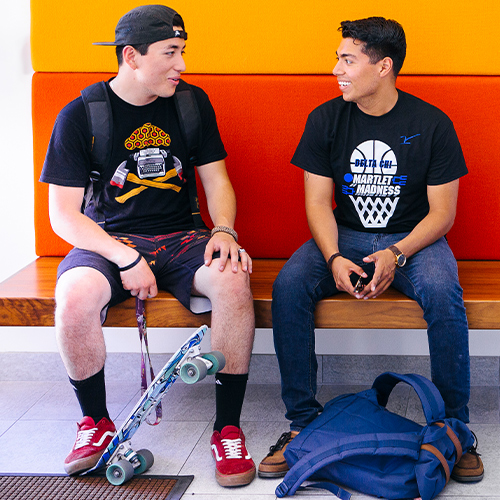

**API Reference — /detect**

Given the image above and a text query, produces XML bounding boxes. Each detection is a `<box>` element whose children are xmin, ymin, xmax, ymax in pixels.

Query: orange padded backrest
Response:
<box><xmin>33</xmin><ymin>73</ymin><xmax>500</xmax><ymax>260</ymax></box>
<box><xmin>33</xmin><ymin>73</ymin><xmax>115</xmax><ymax>257</ymax></box>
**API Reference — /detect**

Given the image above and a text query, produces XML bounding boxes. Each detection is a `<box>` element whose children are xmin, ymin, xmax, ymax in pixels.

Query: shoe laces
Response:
<box><xmin>267</xmin><ymin>431</ymin><xmax>292</xmax><ymax>457</ymax></box>
<box><xmin>74</xmin><ymin>427</ymin><xmax>98</xmax><ymax>450</ymax></box>
<box><xmin>221</xmin><ymin>437</ymin><xmax>244</xmax><ymax>459</ymax></box>
<box><xmin>468</xmin><ymin>431</ymin><xmax>481</xmax><ymax>457</ymax></box>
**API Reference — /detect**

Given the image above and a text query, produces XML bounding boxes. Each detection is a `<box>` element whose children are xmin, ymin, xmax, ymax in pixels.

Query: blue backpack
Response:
<box><xmin>276</xmin><ymin>372</ymin><xmax>474</xmax><ymax>500</ymax></box>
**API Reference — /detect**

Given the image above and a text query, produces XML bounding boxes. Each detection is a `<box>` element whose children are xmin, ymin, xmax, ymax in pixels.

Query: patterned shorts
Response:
<box><xmin>57</xmin><ymin>229</ymin><xmax>213</xmax><ymax>317</ymax></box>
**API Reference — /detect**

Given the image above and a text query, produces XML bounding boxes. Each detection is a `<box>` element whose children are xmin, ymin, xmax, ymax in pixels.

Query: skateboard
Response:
<box><xmin>83</xmin><ymin>324</ymin><xmax>225</xmax><ymax>485</ymax></box>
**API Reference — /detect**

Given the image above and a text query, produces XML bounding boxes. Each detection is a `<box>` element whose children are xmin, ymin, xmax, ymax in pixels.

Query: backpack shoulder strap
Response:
<box><xmin>81</xmin><ymin>81</ymin><xmax>113</xmax><ymax>174</ymax></box>
<box><xmin>80</xmin><ymin>81</ymin><xmax>112</xmax><ymax>224</ymax></box>
<box><xmin>173</xmin><ymin>79</ymin><xmax>205</xmax><ymax>228</ymax></box>
<box><xmin>276</xmin><ymin>432</ymin><xmax>422</xmax><ymax>498</ymax></box>
<box><xmin>173</xmin><ymin>79</ymin><xmax>202</xmax><ymax>165</ymax></box>
<box><xmin>372</xmin><ymin>372</ymin><xmax>446</xmax><ymax>424</ymax></box>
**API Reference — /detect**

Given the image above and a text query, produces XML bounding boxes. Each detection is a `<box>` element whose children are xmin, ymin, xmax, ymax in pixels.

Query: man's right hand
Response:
<box><xmin>330</xmin><ymin>256</ymin><xmax>368</xmax><ymax>298</ymax></box>
<box><xmin>119</xmin><ymin>254</ymin><xmax>158</xmax><ymax>300</ymax></box>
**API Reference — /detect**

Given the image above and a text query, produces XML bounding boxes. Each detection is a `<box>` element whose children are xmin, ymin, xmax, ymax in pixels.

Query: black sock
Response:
<box><xmin>69</xmin><ymin>367</ymin><xmax>110</xmax><ymax>423</ymax></box>
<box><xmin>213</xmin><ymin>373</ymin><xmax>248</xmax><ymax>433</ymax></box>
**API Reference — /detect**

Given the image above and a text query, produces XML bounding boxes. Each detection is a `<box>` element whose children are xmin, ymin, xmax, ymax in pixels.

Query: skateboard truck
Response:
<box><xmin>179</xmin><ymin>343</ymin><xmax>225</xmax><ymax>384</ymax></box>
<box><xmin>106</xmin><ymin>442</ymin><xmax>155</xmax><ymax>485</ymax></box>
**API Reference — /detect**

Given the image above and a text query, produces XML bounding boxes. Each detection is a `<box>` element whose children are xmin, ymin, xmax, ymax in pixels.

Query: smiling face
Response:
<box><xmin>333</xmin><ymin>37</ymin><xmax>396</xmax><ymax>115</ymax></box>
<box><xmin>131</xmin><ymin>29</ymin><xmax>187</xmax><ymax>101</ymax></box>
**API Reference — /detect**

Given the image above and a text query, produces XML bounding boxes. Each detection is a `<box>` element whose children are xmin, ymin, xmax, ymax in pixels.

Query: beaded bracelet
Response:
<box><xmin>327</xmin><ymin>252</ymin><xmax>342</xmax><ymax>273</ymax></box>
<box><xmin>118</xmin><ymin>254</ymin><xmax>142</xmax><ymax>272</ymax></box>
<box><xmin>211</xmin><ymin>225</ymin><xmax>238</xmax><ymax>242</ymax></box>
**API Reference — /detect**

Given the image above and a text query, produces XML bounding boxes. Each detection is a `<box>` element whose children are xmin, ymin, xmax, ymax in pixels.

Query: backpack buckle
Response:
<box><xmin>89</xmin><ymin>170</ymin><xmax>101</xmax><ymax>183</ymax></box>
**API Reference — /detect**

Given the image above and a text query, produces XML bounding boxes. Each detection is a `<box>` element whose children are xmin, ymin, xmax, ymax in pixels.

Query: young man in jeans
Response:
<box><xmin>258</xmin><ymin>16</ymin><xmax>483</xmax><ymax>484</ymax></box>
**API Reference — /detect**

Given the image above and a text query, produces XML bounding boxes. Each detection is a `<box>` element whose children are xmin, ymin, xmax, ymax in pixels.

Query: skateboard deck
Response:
<box><xmin>83</xmin><ymin>324</ymin><xmax>224</xmax><ymax>485</ymax></box>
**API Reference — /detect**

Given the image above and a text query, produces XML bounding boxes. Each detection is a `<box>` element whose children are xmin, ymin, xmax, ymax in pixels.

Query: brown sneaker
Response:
<box><xmin>258</xmin><ymin>431</ymin><xmax>299</xmax><ymax>478</ymax></box>
<box><xmin>451</xmin><ymin>436</ymin><xmax>484</xmax><ymax>483</ymax></box>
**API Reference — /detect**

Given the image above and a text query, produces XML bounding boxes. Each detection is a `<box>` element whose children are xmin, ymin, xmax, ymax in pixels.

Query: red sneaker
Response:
<box><xmin>64</xmin><ymin>416</ymin><xmax>116</xmax><ymax>475</ymax></box>
<box><xmin>210</xmin><ymin>425</ymin><xmax>256</xmax><ymax>487</ymax></box>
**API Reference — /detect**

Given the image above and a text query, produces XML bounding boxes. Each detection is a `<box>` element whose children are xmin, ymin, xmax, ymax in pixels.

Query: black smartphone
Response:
<box><xmin>350</xmin><ymin>273</ymin><xmax>370</xmax><ymax>293</ymax></box>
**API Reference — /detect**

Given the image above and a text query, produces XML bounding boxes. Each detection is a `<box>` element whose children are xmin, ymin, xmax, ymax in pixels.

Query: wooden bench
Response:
<box><xmin>1</xmin><ymin>74</ymin><xmax>500</xmax><ymax>332</ymax></box>
<box><xmin>1</xmin><ymin>257</ymin><xmax>500</xmax><ymax>331</ymax></box>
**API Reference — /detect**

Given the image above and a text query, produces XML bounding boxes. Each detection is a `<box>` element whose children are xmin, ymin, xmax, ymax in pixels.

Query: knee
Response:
<box><xmin>418</xmin><ymin>273</ymin><xmax>465</xmax><ymax>317</ymax></box>
<box><xmin>413</xmin><ymin>246</ymin><xmax>462</xmax><ymax>303</ymax></box>
<box><xmin>273</xmin><ymin>261</ymin><xmax>310</xmax><ymax>303</ymax></box>
<box><xmin>55</xmin><ymin>268</ymin><xmax>111</xmax><ymax>326</ymax></box>
<box><xmin>420</xmin><ymin>264</ymin><xmax>462</xmax><ymax>297</ymax></box>
<box><xmin>210</xmin><ymin>267</ymin><xmax>253</xmax><ymax>306</ymax></box>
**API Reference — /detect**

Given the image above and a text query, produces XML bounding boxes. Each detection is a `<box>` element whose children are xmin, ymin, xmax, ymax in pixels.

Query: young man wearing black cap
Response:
<box><xmin>40</xmin><ymin>5</ymin><xmax>256</xmax><ymax>487</ymax></box>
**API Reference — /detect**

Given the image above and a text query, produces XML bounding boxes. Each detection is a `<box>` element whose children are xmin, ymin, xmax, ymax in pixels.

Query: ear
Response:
<box><xmin>379</xmin><ymin>57</ymin><xmax>394</xmax><ymax>78</ymax></box>
<box><xmin>122</xmin><ymin>45</ymin><xmax>139</xmax><ymax>70</ymax></box>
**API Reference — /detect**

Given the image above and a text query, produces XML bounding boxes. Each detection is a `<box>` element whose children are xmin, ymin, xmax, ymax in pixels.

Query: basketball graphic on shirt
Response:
<box><xmin>347</xmin><ymin>140</ymin><xmax>401</xmax><ymax>228</ymax></box>
<box><xmin>350</xmin><ymin>140</ymin><xmax>398</xmax><ymax>175</ymax></box>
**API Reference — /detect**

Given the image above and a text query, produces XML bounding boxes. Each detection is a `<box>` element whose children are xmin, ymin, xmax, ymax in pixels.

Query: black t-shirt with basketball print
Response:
<box><xmin>41</xmin><ymin>80</ymin><xmax>227</xmax><ymax>235</ymax></box>
<box><xmin>291</xmin><ymin>90</ymin><xmax>467</xmax><ymax>233</ymax></box>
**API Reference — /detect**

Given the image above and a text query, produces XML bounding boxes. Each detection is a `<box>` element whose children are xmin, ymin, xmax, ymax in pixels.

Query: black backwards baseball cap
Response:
<box><xmin>93</xmin><ymin>5</ymin><xmax>187</xmax><ymax>46</ymax></box>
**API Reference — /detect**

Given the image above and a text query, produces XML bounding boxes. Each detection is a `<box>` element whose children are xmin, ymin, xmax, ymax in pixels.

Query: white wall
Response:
<box><xmin>0</xmin><ymin>0</ymin><xmax>36</xmax><ymax>283</ymax></box>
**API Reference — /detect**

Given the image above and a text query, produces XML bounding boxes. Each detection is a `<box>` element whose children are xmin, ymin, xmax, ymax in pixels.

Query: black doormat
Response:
<box><xmin>0</xmin><ymin>473</ymin><xmax>193</xmax><ymax>500</ymax></box>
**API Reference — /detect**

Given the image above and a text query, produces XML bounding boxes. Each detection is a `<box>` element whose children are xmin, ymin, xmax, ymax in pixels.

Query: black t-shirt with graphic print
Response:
<box><xmin>291</xmin><ymin>90</ymin><xmax>467</xmax><ymax>233</ymax></box>
<box><xmin>40</xmin><ymin>80</ymin><xmax>227</xmax><ymax>235</ymax></box>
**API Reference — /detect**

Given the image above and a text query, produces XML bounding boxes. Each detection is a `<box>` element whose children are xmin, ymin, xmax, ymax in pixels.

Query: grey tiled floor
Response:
<box><xmin>0</xmin><ymin>354</ymin><xmax>499</xmax><ymax>499</ymax></box>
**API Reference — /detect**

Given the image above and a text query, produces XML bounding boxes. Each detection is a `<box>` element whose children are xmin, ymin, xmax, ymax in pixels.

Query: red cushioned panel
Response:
<box><xmin>33</xmin><ymin>73</ymin><xmax>500</xmax><ymax>259</ymax></box>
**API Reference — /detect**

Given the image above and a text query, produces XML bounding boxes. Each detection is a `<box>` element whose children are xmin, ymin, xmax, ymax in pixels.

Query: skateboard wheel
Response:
<box><xmin>202</xmin><ymin>351</ymin><xmax>226</xmax><ymax>375</ymax></box>
<box><xmin>134</xmin><ymin>448</ymin><xmax>155</xmax><ymax>474</ymax></box>
<box><xmin>106</xmin><ymin>459</ymin><xmax>135</xmax><ymax>486</ymax></box>
<box><xmin>180</xmin><ymin>358</ymin><xmax>208</xmax><ymax>384</ymax></box>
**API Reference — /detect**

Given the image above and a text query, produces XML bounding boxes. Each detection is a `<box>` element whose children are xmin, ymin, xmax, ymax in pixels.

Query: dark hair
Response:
<box><xmin>116</xmin><ymin>43</ymin><xmax>149</xmax><ymax>66</ymax></box>
<box><xmin>116</xmin><ymin>13</ymin><xmax>185</xmax><ymax>66</ymax></box>
<box><xmin>338</xmin><ymin>17</ymin><xmax>406</xmax><ymax>77</ymax></box>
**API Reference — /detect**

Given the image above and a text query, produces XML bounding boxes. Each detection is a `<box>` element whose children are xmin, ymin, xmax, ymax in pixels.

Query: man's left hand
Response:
<box><xmin>204</xmin><ymin>232</ymin><xmax>252</xmax><ymax>274</ymax></box>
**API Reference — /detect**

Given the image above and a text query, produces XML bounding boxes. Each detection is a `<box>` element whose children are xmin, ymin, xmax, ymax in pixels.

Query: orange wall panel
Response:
<box><xmin>31</xmin><ymin>0</ymin><xmax>500</xmax><ymax>74</ymax></box>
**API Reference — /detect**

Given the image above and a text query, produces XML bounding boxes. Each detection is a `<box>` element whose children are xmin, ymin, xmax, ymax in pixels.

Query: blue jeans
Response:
<box><xmin>272</xmin><ymin>225</ymin><xmax>470</xmax><ymax>430</ymax></box>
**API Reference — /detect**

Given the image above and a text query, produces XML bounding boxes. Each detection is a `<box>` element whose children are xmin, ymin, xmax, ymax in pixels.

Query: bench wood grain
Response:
<box><xmin>1</xmin><ymin>258</ymin><xmax>498</xmax><ymax>330</ymax></box>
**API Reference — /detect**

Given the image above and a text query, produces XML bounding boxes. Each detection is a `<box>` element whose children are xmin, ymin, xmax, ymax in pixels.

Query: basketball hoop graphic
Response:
<box><xmin>347</xmin><ymin>140</ymin><xmax>400</xmax><ymax>228</ymax></box>
<box><xmin>349</xmin><ymin>196</ymin><xmax>399</xmax><ymax>227</ymax></box>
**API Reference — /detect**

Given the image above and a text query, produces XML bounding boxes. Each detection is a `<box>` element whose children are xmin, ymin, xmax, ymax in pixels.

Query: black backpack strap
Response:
<box><xmin>80</xmin><ymin>81</ymin><xmax>112</xmax><ymax>225</ymax></box>
<box><xmin>173</xmin><ymin>80</ymin><xmax>205</xmax><ymax>228</ymax></box>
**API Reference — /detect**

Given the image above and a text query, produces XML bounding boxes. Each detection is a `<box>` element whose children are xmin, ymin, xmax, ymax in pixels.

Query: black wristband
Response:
<box><xmin>327</xmin><ymin>252</ymin><xmax>342</xmax><ymax>273</ymax></box>
<box><xmin>118</xmin><ymin>254</ymin><xmax>142</xmax><ymax>272</ymax></box>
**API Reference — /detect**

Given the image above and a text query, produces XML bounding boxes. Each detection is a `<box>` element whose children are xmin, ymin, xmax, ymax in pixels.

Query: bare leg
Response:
<box><xmin>55</xmin><ymin>267</ymin><xmax>112</xmax><ymax>381</ymax></box>
<box><xmin>193</xmin><ymin>260</ymin><xmax>255</xmax><ymax>374</ymax></box>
